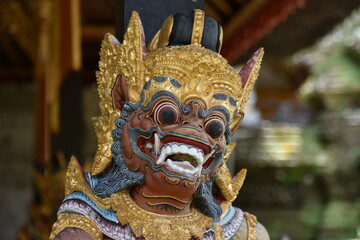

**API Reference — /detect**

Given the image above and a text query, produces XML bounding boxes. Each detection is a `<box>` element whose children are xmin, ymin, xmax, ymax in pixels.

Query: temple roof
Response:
<box><xmin>0</xmin><ymin>0</ymin><xmax>359</xmax><ymax>83</ymax></box>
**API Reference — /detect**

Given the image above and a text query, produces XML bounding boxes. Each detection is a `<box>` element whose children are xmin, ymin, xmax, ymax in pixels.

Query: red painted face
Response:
<box><xmin>120</xmin><ymin>95</ymin><xmax>228</xmax><ymax>209</ymax></box>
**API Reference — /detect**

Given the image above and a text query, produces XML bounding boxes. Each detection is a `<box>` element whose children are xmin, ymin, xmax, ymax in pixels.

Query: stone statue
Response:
<box><xmin>50</xmin><ymin>10</ymin><xmax>269</xmax><ymax>240</ymax></box>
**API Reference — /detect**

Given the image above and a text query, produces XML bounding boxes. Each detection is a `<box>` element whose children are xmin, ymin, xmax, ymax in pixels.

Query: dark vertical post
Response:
<box><xmin>55</xmin><ymin>0</ymin><xmax>84</xmax><ymax>163</ymax></box>
<box><xmin>115</xmin><ymin>0</ymin><xmax>125</xmax><ymax>43</ymax></box>
<box><xmin>116</xmin><ymin>0</ymin><xmax>204</xmax><ymax>45</ymax></box>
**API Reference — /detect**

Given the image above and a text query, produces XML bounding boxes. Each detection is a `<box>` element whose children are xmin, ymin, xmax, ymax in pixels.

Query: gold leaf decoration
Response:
<box><xmin>66</xmin><ymin>156</ymin><xmax>111</xmax><ymax>209</ymax></box>
<box><xmin>50</xmin><ymin>213</ymin><xmax>103</xmax><ymax>240</ymax></box>
<box><xmin>110</xmin><ymin>190</ymin><xmax>212</xmax><ymax>240</ymax></box>
<box><xmin>91</xmin><ymin>11</ymin><xmax>145</xmax><ymax>175</ymax></box>
<box><xmin>215</xmin><ymin>142</ymin><xmax>247</xmax><ymax>213</ymax></box>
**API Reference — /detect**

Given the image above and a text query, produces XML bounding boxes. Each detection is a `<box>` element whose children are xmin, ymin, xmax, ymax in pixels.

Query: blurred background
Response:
<box><xmin>0</xmin><ymin>0</ymin><xmax>360</xmax><ymax>239</ymax></box>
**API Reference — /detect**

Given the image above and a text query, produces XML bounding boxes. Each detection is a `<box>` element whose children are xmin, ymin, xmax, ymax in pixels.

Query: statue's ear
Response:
<box><xmin>230</xmin><ymin>111</ymin><xmax>244</xmax><ymax>136</ymax></box>
<box><xmin>107</xmin><ymin>11</ymin><xmax>147</xmax><ymax>112</ymax></box>
<box><xmin>112</xmin><ymin>75</ymin><xmax>129</xmax><ymax>111</ymax></box>
<box><xmin>229</xmin><ymin>48</ymin><xmax>264</xmax><ymax>135</ymax></box>
<box><xmin>238</xmin><ymin>48</ymin><xmax>264</xmax><ymax>109</ymax></box>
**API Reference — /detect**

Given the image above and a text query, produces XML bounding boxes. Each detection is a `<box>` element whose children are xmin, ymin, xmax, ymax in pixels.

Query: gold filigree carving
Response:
<box><xmin>66</xmin><ymin>156</ymin><xmax>111</xmax><ymax>209</ymax></box>
<box><xmin>50</xmin><ymin>213</ymin><xmax>103</xmax><ymax>240</ymax></box>
<box><xmin>214</xmin><ymin>222</ymin><xmax>225</xmax><ymax>240</ymax></box>
<box><xmin>216</xmin><ymin>142</ymin><xmax>247</xmax><ymax>219</ymax></box>
<box><xmin>141</xmin><ymin>191</ymin><xmax>190</xmax><ymax>204</ymax></box>
<box><xmin>110</xmin><ymin>190</ymin><xmax>212</xmax><ymax>240</ymax></box>
<box><xmin>92</xmin><ymin>11</ymin><xmax>146</xmax><ymax>175</ymax></box>
<box><xmin>143</xmin><ymin>45</ymin><xmax>241</xmax><ymax>115</ymax></box>
<box><xmin>191</xmin><ymin>9</ymin><xmax>205</xmax><ymax>45</ymax></box>
<box><xmin>216</xmin><ymin>143</ymin><xmax>247</xmax><ymax>203</ymax></box>
<box><xmin>244</xmin><ymin>212</ymin><xmax>257</xmax><ymax>240</ymax></box>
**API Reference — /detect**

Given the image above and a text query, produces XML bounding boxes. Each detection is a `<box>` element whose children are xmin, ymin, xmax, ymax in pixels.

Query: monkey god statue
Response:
<box><xmin>50</xmin><ymin>9</ymin><xmax>269</xmax><ymax>240</ymax></box>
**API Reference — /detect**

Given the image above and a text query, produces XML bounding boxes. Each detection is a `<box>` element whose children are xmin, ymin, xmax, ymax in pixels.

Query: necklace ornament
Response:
<box><xmin>110</xmin><ymin>190</ymin><xmax>212</xmax><ymax>240</ymax></box>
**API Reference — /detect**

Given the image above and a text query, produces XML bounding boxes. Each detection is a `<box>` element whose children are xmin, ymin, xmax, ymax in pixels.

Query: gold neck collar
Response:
<box><xmin>110</xmin><ymin>190</ymin><xmax>213</xmax><ymax>240</ymax></box>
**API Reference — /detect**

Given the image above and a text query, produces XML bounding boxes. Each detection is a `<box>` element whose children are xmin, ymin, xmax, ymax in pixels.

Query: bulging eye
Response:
<box><xmin>204</xmin><ymin>115</ymin><xmax>225</xmax><ymax>140</ymax></box>
<box><xmin>153</xmin><ymin>101</ymin><xmax>180</xmax><ymax>125</ymax></box>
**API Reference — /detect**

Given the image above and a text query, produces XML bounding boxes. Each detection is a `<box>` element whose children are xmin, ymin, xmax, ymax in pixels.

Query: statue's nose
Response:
<box><xmin>182</xmin><ymin>119</ymin><xmax>204</xmax><ymax>130</ymax></box>
<box><xmin>181</xmin><ymin>99</ymin><xmax>206</xmax><ymax>129</ymax></box>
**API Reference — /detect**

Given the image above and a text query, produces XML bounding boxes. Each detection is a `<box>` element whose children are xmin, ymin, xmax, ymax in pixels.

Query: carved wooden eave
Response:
<box><xmin>219</xmin><ymin>0</ymin><xmax>306</xmax><ymax>63</ymax></box>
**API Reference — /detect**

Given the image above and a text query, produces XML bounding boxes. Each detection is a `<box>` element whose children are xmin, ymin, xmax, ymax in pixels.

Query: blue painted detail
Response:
<box><xmin>201</xmin><ymin>151</ymin><xmax>223</xmax><ymax>175</ymax></box>
<box><xmin>193</xmin><ymin>177</ymin><xmax>222</xmax><ymax>222</ymax></box>
<box><xmin>207</xmin><ymin>206</ymin><xmax>237</xmax><ymax>232</ymax></box>
<box><xmin>153</xmin><ymin>76</ymin><xmax>167</xmax><ymax>82</ymax></box>
<box><xmin>115</xmin><ymin>118</ymin><xmax>126</xmax><ymax>128</ymax></box>
<box><xmin>229</xmin><ymin>97</ymin><xmax>237</xmax><ymax>107</ymax></box>
<box><xmin>85</xmin><ymin>172</ymin><xmax>100</xmax><ymax>189</ymax></box>
<box><xmin>225</xmin><ymin>127</ymin><xmax>231</xmax><ymax>145</ymax></box>
<box><xmin>121</xmin><ymin>110</ymin><xmax>129</xmax><ymax>118</ymax></box>
<box><xmin>134</xmin><ymin>92</ymin><xmax>144</xmax><ymax>108</ymax></box>
<box><xmin>208</xmin><ymin>106</ymin><xmax>231</xmax><ymax>124</ymax></box>
<box><xmin>214</xmin><ymin>93</ymin><xmax>228</xmax><ymax>101</ymax></box>
<box><xmin>220</xmin><ymin>206</ymin><xmax>235</xmax><ymax>226</ymax></box>
<box><xmin>142</xmin><ymin>91</ymin><xmax>183</xmax><ymax>111</ymax></box>
<box><xmin>225</xmin><ymin>127</ymin><xmax>231</xmax><ymax>135</ymax></box>
<box><xmin>123</xmin><ymin>104</ymin><xmax>131</xmax><ymax>112</ymax></box>
<box><xmin>114</xmin><ymin>154</ymin><xmax>123</xmax><ymax>165</ymax></box>
<box><xmin>170</xmin><ymin>78</ymin><xmax>182</xmax><ymax>87</ymax></box>
<box><xmin>198</xmin><ymin>108</ymin><xmax>207</xmax><ymax>118</ymax></box>
<box><xmin>143</xmin><ymin>80</ymin><xmax>152</xmax><ymax>90</ymax></box>
<box><xmin>111</xmin><ymin>141</ymin><xmax>121</xmax><ymax>155</ymax></box>
<box><xmin>233</xmin><ymin>109</ymin><xmax>239</xmax><ymax>120</ymax></box>
<box><xmin>112</xmin><ymin>128</ymin><xmax>122</xmax><ymax>141</ymax></box>
<box><xmin>64</xmin><ymin>191</ymin><xmax>119</xmax><ymax>223</ymax></box>
<box><xmin>182</xmin><ymin>105</ymin><xmax>192</xmax><ymax>114</ymax></box>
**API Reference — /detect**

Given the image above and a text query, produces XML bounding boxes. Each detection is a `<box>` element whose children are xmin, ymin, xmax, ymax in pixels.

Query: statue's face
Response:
<box><xmin>121</xmin><ymin>87</ymin><xmax>230</xmax><ymax>197</ymax></box>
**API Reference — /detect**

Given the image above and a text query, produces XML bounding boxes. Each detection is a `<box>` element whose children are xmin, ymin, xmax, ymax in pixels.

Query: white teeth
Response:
<box><xmin>166</xmin><ymin>159</ymin><xmax>198</xmax><ymax>176</ymax></box>
<box><xmin>179</xmin><ymin>145</ymin><xmax>187</xmax><ymax>154</ymax></box>
<box><xmin>154</xmin><ymin>142</ymin><xmax>209</xmax><ymax>177</ymax></box>
<box><xmin>156</xmin><ymin>149</ymin><xmax>166</xmax><ymax>165</ymax></box>
<box><xmin>165</xmin><ymin>145</ymin><xmax>172</xmax><ymax>155</ymax></box>
<box><xmin>154</xmin><ymin>133</ymin><xmax>161</xmax><ymax>155</ymax></box>
<box><xmin>145</xmin><ymin>142</ymin><xmax>154</xmax><ymax>150</ymax></box>
<box><xmin>171</xmin><ymin>144</ymin><xmax>179</xmax><ymax>153</ymax></box>
<box><xmin>188</xmin><ymin>148</ymin><xmax>197</xmax><ymax>157</ymax></box>
<box><xmin>196</xmin><ymin>152</ymin><xmax>203</xmax><ymax>163</ymax></box>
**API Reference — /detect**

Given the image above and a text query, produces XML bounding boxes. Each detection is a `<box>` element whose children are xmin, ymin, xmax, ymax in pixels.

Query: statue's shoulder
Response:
<box><xmin>50</xmin><ymin>157</ymin><xmax>119</xmax><ymax>240</ymax></box>
<box><xmin>228</xmin><ymin>208</ymin><xmax>270</xmax><ymax>240</ymax></box>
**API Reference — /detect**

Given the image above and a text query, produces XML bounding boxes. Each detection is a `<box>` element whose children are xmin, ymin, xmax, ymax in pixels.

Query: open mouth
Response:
<box><xmin>139</xmin><ymin>133</ymin><xmax>214</xmax><ymax>177</ymax></box>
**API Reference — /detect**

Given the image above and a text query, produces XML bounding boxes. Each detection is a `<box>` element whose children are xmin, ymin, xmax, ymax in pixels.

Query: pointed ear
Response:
<box><xmin>230</xmin><ymin>112</ymin><xmax>244</xmax><ymax>135</ymax></box>
<box><xmin>112</xmin><ymin>75</ymin><xmax>129</xmax><ymax>111</ymax></box>
<box><xmin>109</xmin><ymin>11</ymin><xmax>147</xmax><ymax>112</ymax></box>
<box><xmin>238</xmin><ymin>48</ymin><xmax>264</xmax><ymax>110</ymax></box>
<box><xmin>229</xmin><ymin>48</ymin><xmax>263</xmax><ymax>135</ymax></box>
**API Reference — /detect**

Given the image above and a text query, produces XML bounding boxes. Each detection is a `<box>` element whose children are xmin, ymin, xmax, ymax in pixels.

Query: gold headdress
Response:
<box><xmin>91</xmin><ymin>11</ymin><xmax>264</xmax><ymax>182</ymax></box>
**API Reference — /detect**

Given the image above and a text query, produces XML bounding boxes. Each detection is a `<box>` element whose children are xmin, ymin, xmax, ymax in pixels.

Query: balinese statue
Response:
<box><xmin>50</xmin><ymin>10</ymin><xmax>268</xmax><ymax>240</ymax></box>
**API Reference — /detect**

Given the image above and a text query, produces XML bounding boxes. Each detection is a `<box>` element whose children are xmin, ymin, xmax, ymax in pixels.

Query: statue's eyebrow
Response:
<box><xmin>199</xmin><ymin>106</ymin><xmax>231</xmax><ymax>124</ymax></box>
<box><xmin>141</xmin><ymin>91</ymin><xmax>182</xmax><ymax>111</ymax></box>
